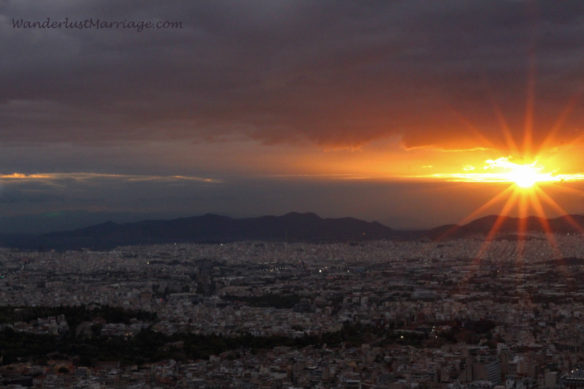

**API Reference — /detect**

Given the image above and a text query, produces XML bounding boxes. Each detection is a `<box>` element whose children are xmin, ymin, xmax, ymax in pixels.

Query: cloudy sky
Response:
<box><xmin>2</xmin><ymin>0</ymin><xmax>584</xmax><ymax>233</ymax></box>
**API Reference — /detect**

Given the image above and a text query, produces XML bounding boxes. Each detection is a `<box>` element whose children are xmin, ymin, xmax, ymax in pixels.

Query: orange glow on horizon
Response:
<box><xmin>423</xmin><ymin>156</ymin><xmax>584</xmax><ymax>188</ymax></box>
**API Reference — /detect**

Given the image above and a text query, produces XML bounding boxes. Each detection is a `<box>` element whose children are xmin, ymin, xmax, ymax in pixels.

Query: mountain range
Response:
<box><xmin>1</xmin><ymin>212</ymin><xmax>583</xmax><ymax>250</ymax></box>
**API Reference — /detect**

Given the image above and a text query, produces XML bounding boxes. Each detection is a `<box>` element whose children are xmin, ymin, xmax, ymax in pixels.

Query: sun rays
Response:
<box><xmin>427</xmin><ymin>63</ymin><xmax>584</xmax><ymax>290</ymax></box>
<box><xmin>445</xmin><ymin>164</ymin><xmax>583</xmax><ymax>259</ymax></box>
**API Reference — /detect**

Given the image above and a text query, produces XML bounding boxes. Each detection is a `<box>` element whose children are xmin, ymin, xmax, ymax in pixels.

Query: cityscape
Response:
<box><xmin>6</xmin><ymin>0</ymin><xmax>584</xmax><ymax>388</ymax></box>
<box><xmin>1</xmin><ymin>232</ymin><xmax>584</xmax><ymax>388</ymax></box>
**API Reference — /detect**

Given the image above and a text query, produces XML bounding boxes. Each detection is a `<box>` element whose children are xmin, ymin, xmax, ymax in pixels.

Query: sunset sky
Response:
<box><xmin>3</xmin><ymin>0</ymin><xmax>584</xmax><ymax>233</ymax></box>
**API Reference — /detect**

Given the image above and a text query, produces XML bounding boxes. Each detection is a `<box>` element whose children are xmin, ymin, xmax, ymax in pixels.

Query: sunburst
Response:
<box><xmin>423</xmin><ymin>87</ymin><xmax>584</xmax><ymax>272</ymax></box>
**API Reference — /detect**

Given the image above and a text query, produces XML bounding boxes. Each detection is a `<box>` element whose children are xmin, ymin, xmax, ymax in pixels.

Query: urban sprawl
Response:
<box><xmin>1</xmin><ymin>235</ymin><xmax>584</xmax><ymax>388</ymax></box>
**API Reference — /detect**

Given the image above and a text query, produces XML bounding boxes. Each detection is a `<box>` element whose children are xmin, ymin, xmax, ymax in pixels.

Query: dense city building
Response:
<box><xmin>0</xmin><ymin>235</ymin><xmax>583</xmax><ymax>388</ymax></box>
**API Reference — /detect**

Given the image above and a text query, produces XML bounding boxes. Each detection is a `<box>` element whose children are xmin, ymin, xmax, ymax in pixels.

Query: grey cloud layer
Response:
<box><xmin>2</xmin><ymin>0</ymin><xmax>584</xmax><ymax>149</ymax></box>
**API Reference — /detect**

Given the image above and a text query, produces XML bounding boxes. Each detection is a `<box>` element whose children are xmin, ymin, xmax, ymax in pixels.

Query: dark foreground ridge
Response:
<box><xmin>1</xmin><ymin>212</ymin><xmax>584</xmax><ymax>250</ymax></box>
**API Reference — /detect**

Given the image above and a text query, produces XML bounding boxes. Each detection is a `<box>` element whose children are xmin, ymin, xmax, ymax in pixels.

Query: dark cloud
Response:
<box><xmin>2</xmin><ymin>0</ymin><xmax>584</xmax><ymax>151</ymax></box>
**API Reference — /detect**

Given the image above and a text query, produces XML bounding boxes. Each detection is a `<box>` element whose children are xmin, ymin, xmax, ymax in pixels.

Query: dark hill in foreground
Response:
<box><xmin>3</xmin><ymin>212</ymin><xmax>584</xmax><ymax>250</ymax></box>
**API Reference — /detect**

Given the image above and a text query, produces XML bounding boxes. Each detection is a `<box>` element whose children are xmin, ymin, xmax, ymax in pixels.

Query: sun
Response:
<box><xmin>430</xmin><ymin>154</ymin><xmax>584</xmax><ymax>258</ymax></box>
<box><xmin>506</xmin><ymin>163</ymin><xmax>542</xmax><ymax>189</ymax></box>
<box><xmin>419</xmin><ymin>63</ymin><xmax>584</xmax><ymax>266</ymax></box>
<box><xmin>428</xmin><ymin>157</ymin><xmax>566</xmax><ymax>188</ymax></box>
<box><xmin>492</xmin><ymin>158</ymin><xmax>563</xmax><ymax>190</ymax></box>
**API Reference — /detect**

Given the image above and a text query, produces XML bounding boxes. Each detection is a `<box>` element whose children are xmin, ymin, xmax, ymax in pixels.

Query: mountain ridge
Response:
<box><xmin>2</xmin><ymin>212</ymin><xmax>583</xmax><ymax>250</ymax></box>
